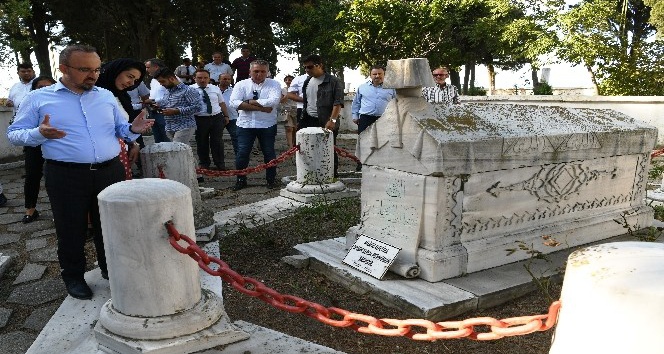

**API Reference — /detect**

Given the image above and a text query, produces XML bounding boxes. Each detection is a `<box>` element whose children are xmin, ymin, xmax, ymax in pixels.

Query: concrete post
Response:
<box><xmin>94</xmin><ymin>178</ymin><xmax>248</xmax><ymax>353</ymax></box>
<box><xmin>280</xmin><ymin>127</ymin><xmax>357</xmax><ymax>203</ymax></box>
<box><xmin>549</xmin><ymin>242</ymin><xmax>664</xmax><ymax>354</ymax></box>
<box><xmin>141</xmin><ymin>142</ymin><xmax>215</xmax><ymax>241</ymax></box>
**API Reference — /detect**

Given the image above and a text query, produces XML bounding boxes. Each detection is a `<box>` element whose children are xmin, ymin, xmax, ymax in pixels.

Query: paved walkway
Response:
<box><xmin>0</xmin><ymin>125</ymin><xmax>360</xmax><ymax>354</ymax></box>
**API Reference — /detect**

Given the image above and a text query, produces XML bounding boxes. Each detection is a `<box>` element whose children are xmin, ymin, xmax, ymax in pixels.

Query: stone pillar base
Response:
<box><xmin>94</xmin><ymin>290</ymin><xmax>249</xmax><ymax>353</ymax></box>
<box><xmin>281</xmin><ymin>181</ymin><xmax>358</xmax><ymax>203</ymax></box>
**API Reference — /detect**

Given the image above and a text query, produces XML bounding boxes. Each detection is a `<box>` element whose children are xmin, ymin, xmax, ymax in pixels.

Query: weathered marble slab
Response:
<box><xmin>349</xmin><ymin>58</ymin><xmax>656</xmax><ymax>282</ymax></box>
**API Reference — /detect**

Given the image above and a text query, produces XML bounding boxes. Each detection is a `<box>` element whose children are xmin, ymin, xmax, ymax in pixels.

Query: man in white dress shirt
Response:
<box><xmin>5</xmin><ymin>63</ymin><xmax>36</xmax><ymax>116</ymax></box>
<box><xmin>144</xmin><ymin>58</ymin><xmax>170</xmax><ymax>142</ymax></box>
<box><xmin>229</xmin><ymin>59</ymin><xmax>282</xmax><ymax>190</ymax></box>
<box><xmin>191</xmin><ymin>69</ymin><xmax>230</xmax><ymax>170</ymax></box>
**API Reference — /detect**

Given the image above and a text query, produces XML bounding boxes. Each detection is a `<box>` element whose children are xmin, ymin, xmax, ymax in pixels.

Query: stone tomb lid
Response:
<box><xmin>361</xmin><ymin>102</ymin><xmax>657</xmax><ymax>176</ymax></box>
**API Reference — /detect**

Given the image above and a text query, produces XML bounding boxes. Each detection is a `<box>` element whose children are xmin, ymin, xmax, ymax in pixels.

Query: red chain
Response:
<box><xmin>197</xmin><ymin>145</ymin><xmax>299</xmax><ymax>177</ymax></box>
<box><xmin>334</xmin><ymin>146</ymin><xmax>361</xmax><ymax>164</ymax></box>
<box><xmin>652</xmin><ymin>148</ymin><xmax>664</xmax><ymax>159</ymax></box>
<box><xmin>164</xmin><ymin>220</ymin><xmax>561</xmax><ymax>341</ymax></box>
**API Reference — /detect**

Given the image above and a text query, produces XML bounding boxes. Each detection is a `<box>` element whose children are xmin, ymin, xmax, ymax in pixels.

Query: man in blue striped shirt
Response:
<box><xmin>153</xmin><ymin>68</ymin><xmax>201</xmax><ymax>144</ymax></box>
<box><xmin>7</xmin><ymin>45</ymin><xmax>153</xmax><ymax>300</ymax></box>
<box><xmin>351</xmin><ymin>65</ymin><xmax>396</xmax><ymax>134</ymax></box>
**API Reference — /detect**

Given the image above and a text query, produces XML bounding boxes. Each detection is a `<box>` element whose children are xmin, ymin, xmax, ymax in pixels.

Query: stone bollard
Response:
<box><xmin>141</xmin><ymin>142</ymin><xmax>215</xmax><ymax>241</ymax></box>
<box><xmin>94</xmin><ymin>178</ymin><xmax>248</xmax><ymax>353</ymax></box>
<box><xmin>549</xmin><ymin>242</ymin><xmax>664</xmax><ymax>354</ymax></box>
<box><xmin>280</xmin><ymin>127</ymin><xmax>357</xmax><ymax>203</ymax></box>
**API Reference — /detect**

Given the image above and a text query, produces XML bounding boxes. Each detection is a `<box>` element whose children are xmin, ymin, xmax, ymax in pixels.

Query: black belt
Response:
<box><xmin>360</xmin><ymin>114</ymin><xmax>381</xmax><ymax>119</ymax></box>
<box><xmin>45</xmin><ymin>156</ymin><xmax>119</xmax><ymax>170</ymax></box>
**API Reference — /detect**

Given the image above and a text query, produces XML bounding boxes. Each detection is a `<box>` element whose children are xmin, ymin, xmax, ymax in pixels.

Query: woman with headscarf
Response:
<box><xmin>96</xmin><ymin>58</ymin><xmax>146</xmax><ymax>178</ymax></box>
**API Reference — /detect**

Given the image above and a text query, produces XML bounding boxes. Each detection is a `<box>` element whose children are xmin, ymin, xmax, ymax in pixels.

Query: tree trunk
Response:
<box><xmin>27</xmin><ymin>0</ymin><xmax>52</xmax><ymax>77</ymax></box>
<box><xmin>470</xmin><ymin>63</ymin><xmax>476</xmax><ymax>89</ymax></box>
<box><xmin>531</xmin><ymin>67</ymin><xmax>540</xmax><ymax>92</ymax></box>
<box><xmin>463</xmin><ymin>62</ymin><xmax>470</xmax><ymax>94</ymax></box>
<box><xmin>449</xmin><ymin>69</ymin><xmax>461</xmax><ymax>93</ymax></box>
<box><xmin>487</xmin><ymin>63</ymin><xmax>496</xmax><ymax>95</ymax></box>
<box><xmin>586</xmin><ymin>65</ymin><xmax>600</xmax><ymax>95</ymax></box>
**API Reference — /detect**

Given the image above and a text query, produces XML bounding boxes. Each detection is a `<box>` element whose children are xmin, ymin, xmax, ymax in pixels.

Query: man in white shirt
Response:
<box><xmin>286</xmin><ymin>73</ymin><xmax>309</xmax><ymax>129</ymax></box>
<box><xmin>421</xmin><ymin>66</ymin><xmax>460</xmax><ymax>106</ymax></box>
<box><xmin>204</xmin><ymin>52</ymin><xmax>233</xmax><ymax>85</ymax></box>
<box><xmin>191</xmin><ymin>69</ymin><xmax>230</xmax><ymax>170</ymax></box>
<box><xmin>219</xmin><ymin>73</ymin><xmax>238</xmax><ymax>155</ymax></box>
<box><xmin>5</xmin><ymin>63</ymin><xmax>36</xmax><ymax>116</ymax></box>
<box><xmin>175</xmin><ymin>58</ymin><xmax>196</xmax><ymax>85</ymax></box>
<box><xmin>229</xmin><ymin>59</ymin><xmax>282</xmax><ymax>190</ymax></box>
<box><xmin>144</xmin><ymin>58</ymin><xmax>170</xmax><ymax>142</ymax></box>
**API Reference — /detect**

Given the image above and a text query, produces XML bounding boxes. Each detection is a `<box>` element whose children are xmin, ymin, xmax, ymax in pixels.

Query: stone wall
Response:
<box><xmin>0</xmin><ymin>107</ymin><xmax>25</xmax><ymax>161</ymax></box>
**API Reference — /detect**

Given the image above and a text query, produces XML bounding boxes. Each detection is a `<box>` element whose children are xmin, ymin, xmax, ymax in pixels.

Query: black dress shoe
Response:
<box><xmin>65</xmin><ymin>279</ymin><xmax>93</xmax><ymax>300</ymax></box>
<box><xmin>232</xmin><ymin>180</ymin><xmax>247</xmax><ymax>191</ymax></box>
<box><xmin>22</xmin><ymin>210</ymin><xmax>39</xmax><ymax>224</ymax></box>
<box><xmin>266</xmin><ymin>180</ymin><xmax>281</xmax><ymax>190</ymax></box>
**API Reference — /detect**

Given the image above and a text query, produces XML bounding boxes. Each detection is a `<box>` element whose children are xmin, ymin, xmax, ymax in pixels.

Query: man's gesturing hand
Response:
<box><xmin>39</xmin><ymin>114</ymin><xmax>66</xmax><ymax>139</ymax></box>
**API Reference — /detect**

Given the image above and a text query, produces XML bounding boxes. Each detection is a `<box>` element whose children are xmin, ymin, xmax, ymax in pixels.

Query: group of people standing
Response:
<box><xmin>2</xmin><ymin>42</ymin><xmax>461</xmax><ymax>303</ymax></box>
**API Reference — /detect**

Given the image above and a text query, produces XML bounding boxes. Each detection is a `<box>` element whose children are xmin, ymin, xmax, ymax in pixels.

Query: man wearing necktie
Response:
<box><xmin>192</xmin><ymin>69</ymin><xmax>230</xmax><ymax>170</ymax></box>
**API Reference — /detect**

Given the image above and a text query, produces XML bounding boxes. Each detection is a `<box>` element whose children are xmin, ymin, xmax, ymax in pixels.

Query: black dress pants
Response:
<box><xmin>195</xmin><ymin>113</ymin><xmax>225</xmax><ymax>168</ymax></box>
<box><xmin>24</xmin><ymin>146</ymin><xmax>45</xmax><ymax>209</ymax></box>
<box><xmin>45</xmin><ymin>158</ymin><xmax>125</xmax><ymax>282</ymax></box>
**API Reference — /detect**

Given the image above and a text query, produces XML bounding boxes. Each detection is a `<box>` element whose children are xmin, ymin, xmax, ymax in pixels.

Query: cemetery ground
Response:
<box><xmin>1</xmin><ymin>129</ymin><xmax>661</xmax><ymax>354</ymax></box>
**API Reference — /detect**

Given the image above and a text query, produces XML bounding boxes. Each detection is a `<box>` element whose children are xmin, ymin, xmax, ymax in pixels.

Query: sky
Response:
<box><xmin>0</xmin><ymin>46</ymin><xmax>595</xmax><ymax>97</ymax></box>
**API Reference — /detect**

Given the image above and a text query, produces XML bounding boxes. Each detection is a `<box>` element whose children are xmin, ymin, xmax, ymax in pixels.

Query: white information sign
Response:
<box><xmin>343</xmin><ymin>235</ymin><xmax>401</xmax><ymax>279</ymax></box>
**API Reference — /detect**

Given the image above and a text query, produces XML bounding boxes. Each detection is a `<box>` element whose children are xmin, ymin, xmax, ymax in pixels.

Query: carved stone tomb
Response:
<box><xmin>348</xmin><ymin>59</ymin><xmax>656</xmax><ymax>282</ymax></box>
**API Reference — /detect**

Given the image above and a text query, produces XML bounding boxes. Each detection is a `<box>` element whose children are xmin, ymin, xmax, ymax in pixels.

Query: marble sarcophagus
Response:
<box><xmin>347</xmin><ymin>59</ymin><xmax>656</xmax><ymax>282</ymax></box>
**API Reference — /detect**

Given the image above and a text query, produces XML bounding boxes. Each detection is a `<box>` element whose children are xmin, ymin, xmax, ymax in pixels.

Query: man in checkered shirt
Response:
<box><xmin>421</xmin><ymin>66</ymin><xmax>460</xmax><ymax>106</ymax></box>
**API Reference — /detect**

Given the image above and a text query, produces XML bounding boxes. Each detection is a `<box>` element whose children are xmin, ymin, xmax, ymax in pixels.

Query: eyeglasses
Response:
<box><xmin>252</xmin><ymin>90</ymin><xmax>258</xmax><ymax>100</ymax></box>
<box><xmin>64</xmin><ymin>64</ymin><xmax>101</xmax><ymax>74</ymax></box>
<box><xmin>433</xmin><ymin>73</ymin><xmax>448</xmax><ymax>77</ymax></box>
<box><xmin>303</xmin><ymin>64</ymin><xmax>318</xmax><ymax>70</ymax></box>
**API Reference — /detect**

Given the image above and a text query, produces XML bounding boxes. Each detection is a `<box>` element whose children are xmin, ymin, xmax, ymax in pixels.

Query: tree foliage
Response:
<box><xmin>0</xmin><ymin>0</ymin><xmax>58</xmax><ymax>76</ymax></box>
<box><xmin>1</xmin><ymin>0</ymin><xmax>662</xmax><ymax>96</ymax></box>
<box><xmin>644</xmin><ymin>0</ymin><xmax>664</xmax><ymax>35</ymax></box>
<box><xmin>557</xmin><ymin>0</ymin><xmax>664</xmax><ymax>95</ymax></box>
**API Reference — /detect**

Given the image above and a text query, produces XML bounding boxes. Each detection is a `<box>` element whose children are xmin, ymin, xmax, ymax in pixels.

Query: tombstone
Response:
<box><xmin>94</xmin><ymin>178</ymin><xmax>248</xmax><ymax>353</ymax></box>
<box><xmin>550</xmin><ymin>242</ymin><xmax>664</xmax><ymax>354</ymax></box>
<box><xmin>281</xmin><ymin>127</ymin><xmax>358</xmax><ymax>203</ymax></box>
<box><xmin>347</xmin><ymin>58</ymin><xmax>656</xmax><ymax>282</ymax></box>
<box><xmin>141</xmin><ymin>142</ymin><xmax>215</xmax><ymax>241</ymax></box>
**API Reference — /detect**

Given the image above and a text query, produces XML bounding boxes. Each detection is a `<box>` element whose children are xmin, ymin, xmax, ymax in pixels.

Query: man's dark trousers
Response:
<box><xmin>235</xmin><ymin>124</ymin><xmax>277</xmax><ymax>183</ymax></box>
<box><xmin>195</xmin><ymin>113</ymin><xmax>225</xmax><ymax>168</ymax></box>
<box><xmin>45</xmin><ymin>158</ymin><xmax>125</xmax><ymax>282</ymax></box>
<box><xmin>358</xmin><ymin>114</ymin><xmax>380</xmax><ymax>134</ymax></box>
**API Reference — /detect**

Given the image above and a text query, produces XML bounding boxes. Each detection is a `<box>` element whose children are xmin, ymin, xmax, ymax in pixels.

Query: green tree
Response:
<box><xmin>334</xmin><ymin>0</ymin><xmax>558</xmax><ymax>93</ymax></box>
<box><xmin>644</xmin><ymin>0</ymin><xmax>664</xmax><ymax>34</ymax></box>
<box><xmin>0</xmin><ymin>0</ymin><xmax>57</xmax><ymax>76</ymax></box>
<box><xmin>275</xmin><ymin>0</ymin><xmax>351</xmax><ymax>77</ymax></box>
<box><xmin>557</xmin><ymin>0</ymin><xmax>663</xmax><ymax>95</ymax></box>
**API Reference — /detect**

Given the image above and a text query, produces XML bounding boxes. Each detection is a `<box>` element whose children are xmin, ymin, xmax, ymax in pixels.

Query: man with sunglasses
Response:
<box><xmin>8</xmin><ymin>45</ymin><xmax>154</xmax><ymax>300</ymax></box>
<box><xmin>422</xmin><ymin>66</ymin><xmax>460</xmax><ymax>106</ymax></box>
<box><xmin>228</xmin><ymin>59</ymin><xmax>282</xmax><ymax>190</ymax></box>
